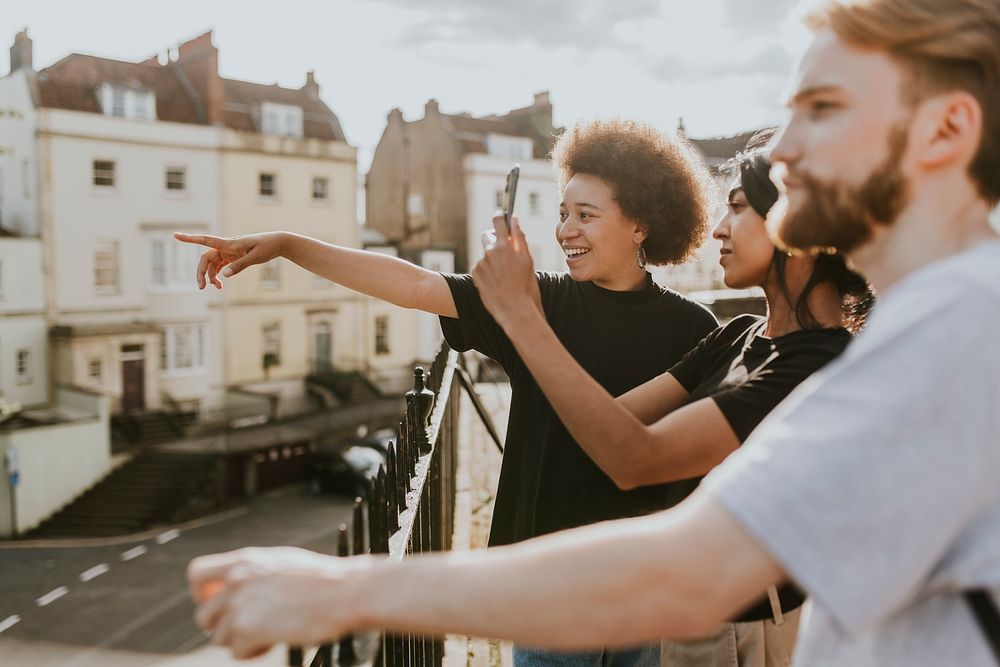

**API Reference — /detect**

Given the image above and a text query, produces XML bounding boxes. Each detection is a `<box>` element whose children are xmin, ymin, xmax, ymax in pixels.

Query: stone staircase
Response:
<box><xmin>24</xmin><ymin>452</ymin><xmax>221</xmax><ymax>538</ymax></box>
<box><xmin>307</xmin><ymin>370</ymin><xmax>382</xmax><ymax>406</ymax></box>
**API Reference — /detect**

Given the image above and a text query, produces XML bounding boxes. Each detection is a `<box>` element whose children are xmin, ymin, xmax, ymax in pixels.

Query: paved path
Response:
<box><xmin>0</xmin><ymin>488</ymin><xmax>355</xmax><ymax>667</ymax></box>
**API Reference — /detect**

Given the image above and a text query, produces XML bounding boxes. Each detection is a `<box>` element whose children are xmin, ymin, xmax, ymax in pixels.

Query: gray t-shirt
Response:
<box><xmin>703</xmin><ymin>240</ymin><xmax>1000</xmax><ymax>666</ymax></box>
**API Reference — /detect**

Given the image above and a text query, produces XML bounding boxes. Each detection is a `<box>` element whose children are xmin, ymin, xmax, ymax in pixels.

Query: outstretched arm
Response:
<box><xmin>471</xmin><ymin>216</ymin><xmax>738</xmax><ymax>489</ymax></box>
<box><xmin>189</xmin><ymin>492</ymin><xmax>784</xmax><ymax>660</ymax></box>
<box><xmin>175</xmin><ymin>231</ymin><xmax>457</xmax><ymax>318</ymax></box>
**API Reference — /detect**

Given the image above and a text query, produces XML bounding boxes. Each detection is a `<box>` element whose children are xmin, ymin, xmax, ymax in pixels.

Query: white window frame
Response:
<box><xmin>260</xmin><ymin>259</ymin><xmax>281</xmax><ymax>290</ymax></box>
<box><xmin>15</xmin><ymin>348</ymin><xmax>31</xmax><ymax>385</ymax></box>
<box><xmin>148</xmin><ymin>235</ymin><xmax>199</xmax><ymax>293</ymax></box>
<box><xmin>261</xmin><ymin>102</ymin><xmax>303</xmax><ymax>138</ymax></box>
<box><xmin>529</xmin><ymin>192</ymin><xmax>540</xmax><ymax>214</ymax></box>
<box><xmin>486</xmin><ymin>134</ymin><xmax>533</xmax><ymax>161</ymax></box>
<box><xmin>99</xmin><ymin>83</ymin><xmax>156</xmax><ymax>121</ymax></box>
<box><xmin>165</xmin><ymin>166</ymin><xmax>187</xmax><ymax>193</ymax></box>
<box><xmin>161</xmin><ymin>323</ymin><xmax>207</xmax><ymax>376</ymax></box>
<box><xmin>94</xmin><ymin>240</ymin><xmax>121</xmax><ymax>295</ymax></box>
<box><xmin>88</xmin><ymin>357</ymin><xmax>103</xmax><ymax>383</ymax></box>
<box><xmin>312</xmin><ymin>176</ymin><xmax>329</xmax><ymax>202</ymax></box>
<box><xmin>93</xmin><ymin>159</ymin><xmax>116</xmax><ymax>189</ymax></box>
<box><xmin>259</xmin><ymin>172</ymin><xmax>277</xmax><ymax>200</ymax></box>
<box><xmin>262</xmin><ymin>321</ymin><xmax>282</xmax><ymax>367</ymax></box>
<box><xmin>374</xmin><ymin>315</ymin><xmax>390</xmax><ymax>356</ymax></box>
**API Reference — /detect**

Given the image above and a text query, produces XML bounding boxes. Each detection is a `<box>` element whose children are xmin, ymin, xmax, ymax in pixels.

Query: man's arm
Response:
<box><xmin>175</xmin><ymin>231</ymin><xmax>457</xmax><ymax>318</ymax></box>
<box><xmin>190</xmin><ymin>493</ymin><xmax>785</xmax><ymax>660</ymax></box>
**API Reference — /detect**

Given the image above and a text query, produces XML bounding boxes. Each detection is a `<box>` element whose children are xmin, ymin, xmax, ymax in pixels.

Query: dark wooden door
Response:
<box><xmin>121</xmin><ymin>346</ymin><xmax>146</xmax><ymax>412</ymax></box>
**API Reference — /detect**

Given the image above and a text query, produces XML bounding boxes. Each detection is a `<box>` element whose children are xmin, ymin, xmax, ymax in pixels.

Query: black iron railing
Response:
<box><xmin>290</xmin><ymin>345</ymin><xmax>492</xmax><ymax>667</ymax></box>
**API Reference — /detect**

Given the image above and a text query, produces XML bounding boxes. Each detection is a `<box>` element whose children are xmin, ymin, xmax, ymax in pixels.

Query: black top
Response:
<box><xmin>668</xmin><ymin>313</ymin><xmax>853</xmax><ymax>622</ymax></box>
<box><xmin>440</xmin><ymin>271</ymin><xmax>718</xmax><ymax>546</ymax></box>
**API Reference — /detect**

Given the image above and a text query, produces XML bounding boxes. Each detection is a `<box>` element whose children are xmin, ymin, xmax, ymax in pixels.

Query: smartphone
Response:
<box><xmin>500</xmin><ymin>164</ymin><xmax>520</xmax><ymax>233</ymax></box>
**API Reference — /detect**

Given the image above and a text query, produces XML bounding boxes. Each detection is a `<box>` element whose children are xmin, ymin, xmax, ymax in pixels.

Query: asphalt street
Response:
<box><xmin>0</xmin><ymin>487</ymin><xmax>356</xmax><ymax>667</ymax></box>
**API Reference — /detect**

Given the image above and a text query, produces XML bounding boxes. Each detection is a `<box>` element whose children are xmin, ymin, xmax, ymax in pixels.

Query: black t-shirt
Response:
<box><xmin>440</xmin><ymin>271</ymin><xmax>718</xmax><ymax>546</ymax></box>
<box><xmin>669</xmin><ymin>313</ymin><xmax>853</xmax><ymax>622</ymax></box>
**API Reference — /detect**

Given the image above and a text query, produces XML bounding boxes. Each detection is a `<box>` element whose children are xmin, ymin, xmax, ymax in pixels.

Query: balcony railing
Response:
<box><xmin>289</xmin><ymin>344</ymin><xmax>501</xmax><ymax>667</ymax></box>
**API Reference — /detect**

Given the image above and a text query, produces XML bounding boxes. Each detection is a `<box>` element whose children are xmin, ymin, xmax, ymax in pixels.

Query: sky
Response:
<box><xmin>3</xmin><ymin>0</ymin><xmax>815</xmax><ymax>171</ymax></box>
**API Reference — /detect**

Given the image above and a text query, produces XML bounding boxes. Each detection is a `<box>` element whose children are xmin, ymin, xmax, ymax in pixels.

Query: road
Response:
<box><xmin>0</xmin><ymin>487</ymin><xmax>356</xmax><ymax>667</ymax></box>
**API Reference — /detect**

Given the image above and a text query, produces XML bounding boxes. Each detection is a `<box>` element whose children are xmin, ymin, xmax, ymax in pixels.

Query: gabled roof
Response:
<box><xmin>35</xmin><ymin>53</ymin><xmax>203</xmax><ymax>124</ymax></box>
<box><xmin>31</xmin><ymin>50</ymin><xmax>346</xmax><ymax>142</ymax></box>
<box><xmin>222</xmin><ymin>77</ymin><xmax>345</xmax><ymax>142</ymax></box>
<box><xmin>425</xmin><ymin>94</ymin><xmax>559</xmax><ymax>159</ymax></box>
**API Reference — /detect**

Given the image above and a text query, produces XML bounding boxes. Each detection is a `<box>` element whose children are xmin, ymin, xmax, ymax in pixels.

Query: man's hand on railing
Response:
<box><xmin>174</xmin><ymin>231</ymin><xmax>287</xmax><ymax>289</ymax></box>
<box><xmin>188</xmin><ymin>546</ymin><xmax>370</xmax><ymax>660</ymax></box>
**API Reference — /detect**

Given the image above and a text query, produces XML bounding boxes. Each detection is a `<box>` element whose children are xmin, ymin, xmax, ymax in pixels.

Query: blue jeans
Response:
<box><xmin>513</xmin><ymin>643</ymin><xmax>660</xmax><ymax>667</ymax></box>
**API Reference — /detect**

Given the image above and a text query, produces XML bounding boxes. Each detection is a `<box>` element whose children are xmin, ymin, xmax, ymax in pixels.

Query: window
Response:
<box><xmin>260</xmin><ymin>259</ymin><xmax>280</xmax><ymax>289</ymax></box>
<box><xmin>112</xmin><ymin>87</ymin><xmax>126</xmax><ymax>117</ymax></box>
<box><xmin>21</xmin><ymin>159</ymin><xmax>30</xmax><ymax>199</ymax></box>
<box><xmin>261</xmin><ymin>102</ymin><xmax>303</xmax><ymax>138</ymax></box>
<box><xmin>259</xmin><ymin>172</ymin><xmax>276</xmax><ymax>198</ymax></box>
<box><xmin>165</xmin><ymin>167</ymin><xmax>186</xmax><ymax>192</ymax></box>
<box><xmin>88</xmin><ymin>358</ymin><xmax>103</xmax><ymax>382</ymax></box>
<box><xmin>486</xmin><ymin>134</ymin><xmax>533</xmax><ymax>161</ymax></box>
<box><xmin>15</xmin><ymin>349</ymin><xmax>31</xmax><ymax>385</ymax></box>
<box><xmin>94</xmin><ymin>240</ymin><xmax>120</xmax><ymax>295</ymax></box>
<box><xmin>93</xmin><ymin>160</ymin><xmax>116</xmax><ymax>188</ymax></box>
<box><xmin>161</xmin><ymin>324</ymin><xmax>207</xmax><ymax>374</ymax></box>
<box><xmin>495</xmin><ymin>189</ymin><xmax>504</xmax><ymax>208</ymax></box>
<box><xmin>100</xmin><ymin>83</ymin><xmax>156</xmax><ymax>121</ymax></box>
<box><xmin>312</xmin><ymin>177</ymin><xmax>329</xmax><ymax>201</ymax></box>
<box><xmin>529</xmin><ymin>192</ymin><xmax>540</xmax><ymax>214</ymax></box>
<box><xmin>375</xmin><ymin>315</ymin><xmax>390</xmax><ymax>355</ymax></box>
<box><xmin>262</xmin><ymin>321</ymin><xmax>281</xmax><ymax>368</ymax></box>
<box><xmin>148</xmin><ymin>237</ymin><xmax>199</xmax><ymax>291</ymax></box>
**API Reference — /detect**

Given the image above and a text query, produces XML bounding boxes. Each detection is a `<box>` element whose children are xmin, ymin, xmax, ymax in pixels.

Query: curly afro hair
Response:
<box><xmin>551</xmin><ymin>118</ymin><xmax>712</xmax><ymax>265</ymax></box>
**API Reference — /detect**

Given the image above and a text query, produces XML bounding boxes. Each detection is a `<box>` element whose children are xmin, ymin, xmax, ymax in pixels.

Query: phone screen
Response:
<box><xmin>501</xmin><ymin>164</ymin><xmax>520</xmax><ymax>232</ymax></box>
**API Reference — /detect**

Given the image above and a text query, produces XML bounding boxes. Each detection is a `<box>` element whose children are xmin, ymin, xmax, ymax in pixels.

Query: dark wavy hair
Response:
<box><xmin>551</xmin><ymin>119</ymin><xmax>712</xmax><ymax>265</ymax></box>
<box><xmin>732</xmin><ymin>130</ymin><xmax>875</xmax><ymax>333</ymax></box>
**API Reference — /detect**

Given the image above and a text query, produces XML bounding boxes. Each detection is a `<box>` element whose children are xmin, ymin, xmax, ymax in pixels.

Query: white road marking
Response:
<box><xmin>0</xmin><ymin>615</ymin><xmax>20</xmax><ymax>634</ymax></box>
<box><xmin>36</xmin><ymin>586</ymin><xmax>69</xmax><ymax>607</ymax></box>
<box><xmin>156</xmin><ymin>529</ymin><xmax>180</xmax><ymax>545</ymax></box>
<box><xmin>120</xmin><ymin>545</ymin><xmax>148</xmax><ymax>561</ymax></box>
<box><xmin>79</xmin><ymin>563</ymin><xmax>110</xmax><ymax>582</ymax></box>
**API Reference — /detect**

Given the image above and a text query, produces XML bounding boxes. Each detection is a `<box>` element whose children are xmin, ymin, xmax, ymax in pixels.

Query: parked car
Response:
<box><xmin>305</xmin><ymin>443</ymin><xmax>385</xmax><ymax>499</ymax></box>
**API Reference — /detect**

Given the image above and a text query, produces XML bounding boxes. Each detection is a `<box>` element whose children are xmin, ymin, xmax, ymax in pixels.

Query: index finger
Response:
<box><xmin>491</xmin><ymin>212</ymin><xmax>510</xmax><ymax>247</ymax></box>
<box><xmin>174</xmin><ymin>232</ymin><xmax>226</xmax><ymax>249</ymax></box>
<box><xmin>188</xmin><ymin>552</ymin><xmax>242</xmax><ymax>590</ymax></box>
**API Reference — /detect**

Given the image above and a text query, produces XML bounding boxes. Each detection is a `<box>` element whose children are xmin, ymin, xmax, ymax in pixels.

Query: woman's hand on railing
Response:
<box><xmin>473</xmin><ymin>213</ymin><xmax>544</xmax><ymax>332</ymax></box>
<box><xmin>174</xmin><ymin>231</ymin><xmax>287</xmax><ymax>289</ymax></box>
<box><xmin>188</xmin><ymin>546</ymin><xmax>369</xmax><ymax>660</ymax></box>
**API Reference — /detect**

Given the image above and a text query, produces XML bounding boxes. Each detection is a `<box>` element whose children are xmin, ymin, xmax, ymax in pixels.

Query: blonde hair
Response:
<box><xmin>807</xmin><ymin>0</ymin><xmax>1000</xmax><ymax>205</ymax></box>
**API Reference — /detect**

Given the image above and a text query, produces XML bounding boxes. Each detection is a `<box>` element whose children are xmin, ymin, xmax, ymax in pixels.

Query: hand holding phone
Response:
<box><xmin>499</xmin><ymin>164</ymin><xmax>520</xmax><ymax>235</ymax></box>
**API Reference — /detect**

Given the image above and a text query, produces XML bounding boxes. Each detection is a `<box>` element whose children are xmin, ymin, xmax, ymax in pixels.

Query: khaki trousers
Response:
<box><xmin>660</xmin><ymin>608</ymin><xmax>801</xmax><ymax>667</ymax></box>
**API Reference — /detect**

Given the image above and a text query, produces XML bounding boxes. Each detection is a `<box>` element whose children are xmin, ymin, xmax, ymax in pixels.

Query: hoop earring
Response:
<box><xmin>636</xmin><ymin>245</ymin><xmax>648</xmax><ymax>270</ymax></box>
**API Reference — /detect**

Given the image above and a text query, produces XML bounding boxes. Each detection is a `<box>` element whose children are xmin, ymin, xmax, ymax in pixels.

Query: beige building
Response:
<box><xmin>366</xmin><ymin>93</ymin><xmax>561</xmax><ymax>274</ymax></box>
<box><xmin>1</xmin><ymin>29</ymin><xmax>408</xmax><ymax>428</ymax></box>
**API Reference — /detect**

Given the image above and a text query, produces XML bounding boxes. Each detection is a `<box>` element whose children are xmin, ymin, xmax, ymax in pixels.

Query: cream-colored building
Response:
<box><xmin>7</xmin><ymin>32</ymin><xmax>224</xmax><ymax>415</ymax></box>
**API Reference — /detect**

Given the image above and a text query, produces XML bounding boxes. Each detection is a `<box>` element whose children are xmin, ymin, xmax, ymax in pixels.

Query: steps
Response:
<box><xmin>24</xmin><ymin>452</ymin><xmax>221</xmax><ymax>539</ymax></box>
<box><xmin>308</xmin><ymin>370</ymin><xmax>382</xmax><ymax>406</ymax></box>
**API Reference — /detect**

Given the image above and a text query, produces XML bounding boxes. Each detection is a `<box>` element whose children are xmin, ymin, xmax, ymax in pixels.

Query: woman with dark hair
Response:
<box><xmin>471</xmin><ymin>132</ymin><xmax>873</xmax><ymax>667</ymax></box>
<box><xmin>177</xmin><ymin>118</ymin><xmax>720</xmax><ymax>667</ymax></box>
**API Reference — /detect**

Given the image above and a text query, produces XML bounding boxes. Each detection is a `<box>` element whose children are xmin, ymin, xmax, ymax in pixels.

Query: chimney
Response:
<box><xmin>533</xmin><ymin>90</ymin><xmax>551</xmax><ymax>107</ymax></box>
<box><xmin>175</xmin><ymin>30</ymin><xmax>224</xmax><ymax>125</ymax></box>
<box><xmin>677</xmin><ymin>117</ymin><xmax>686</xmax><ymax>136</ymax></box>
<box><xmin>424</xmin><ymin>98</ymin><xmax>439</xmax><ymax>116</ymax></box>
<box><xmin>387</xmin><ymin>108</ymin><xmax>404</xmax><ymax>125</ymax></box>
<box><xmin>9</xmin><ymin>29</ymin><xmax>33</xmax><ymax>73</ymax></box>
<box><xmin>302</xmin><ymin>70</ymin><xmax>320</xmax><ymax>98</ymax></box>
